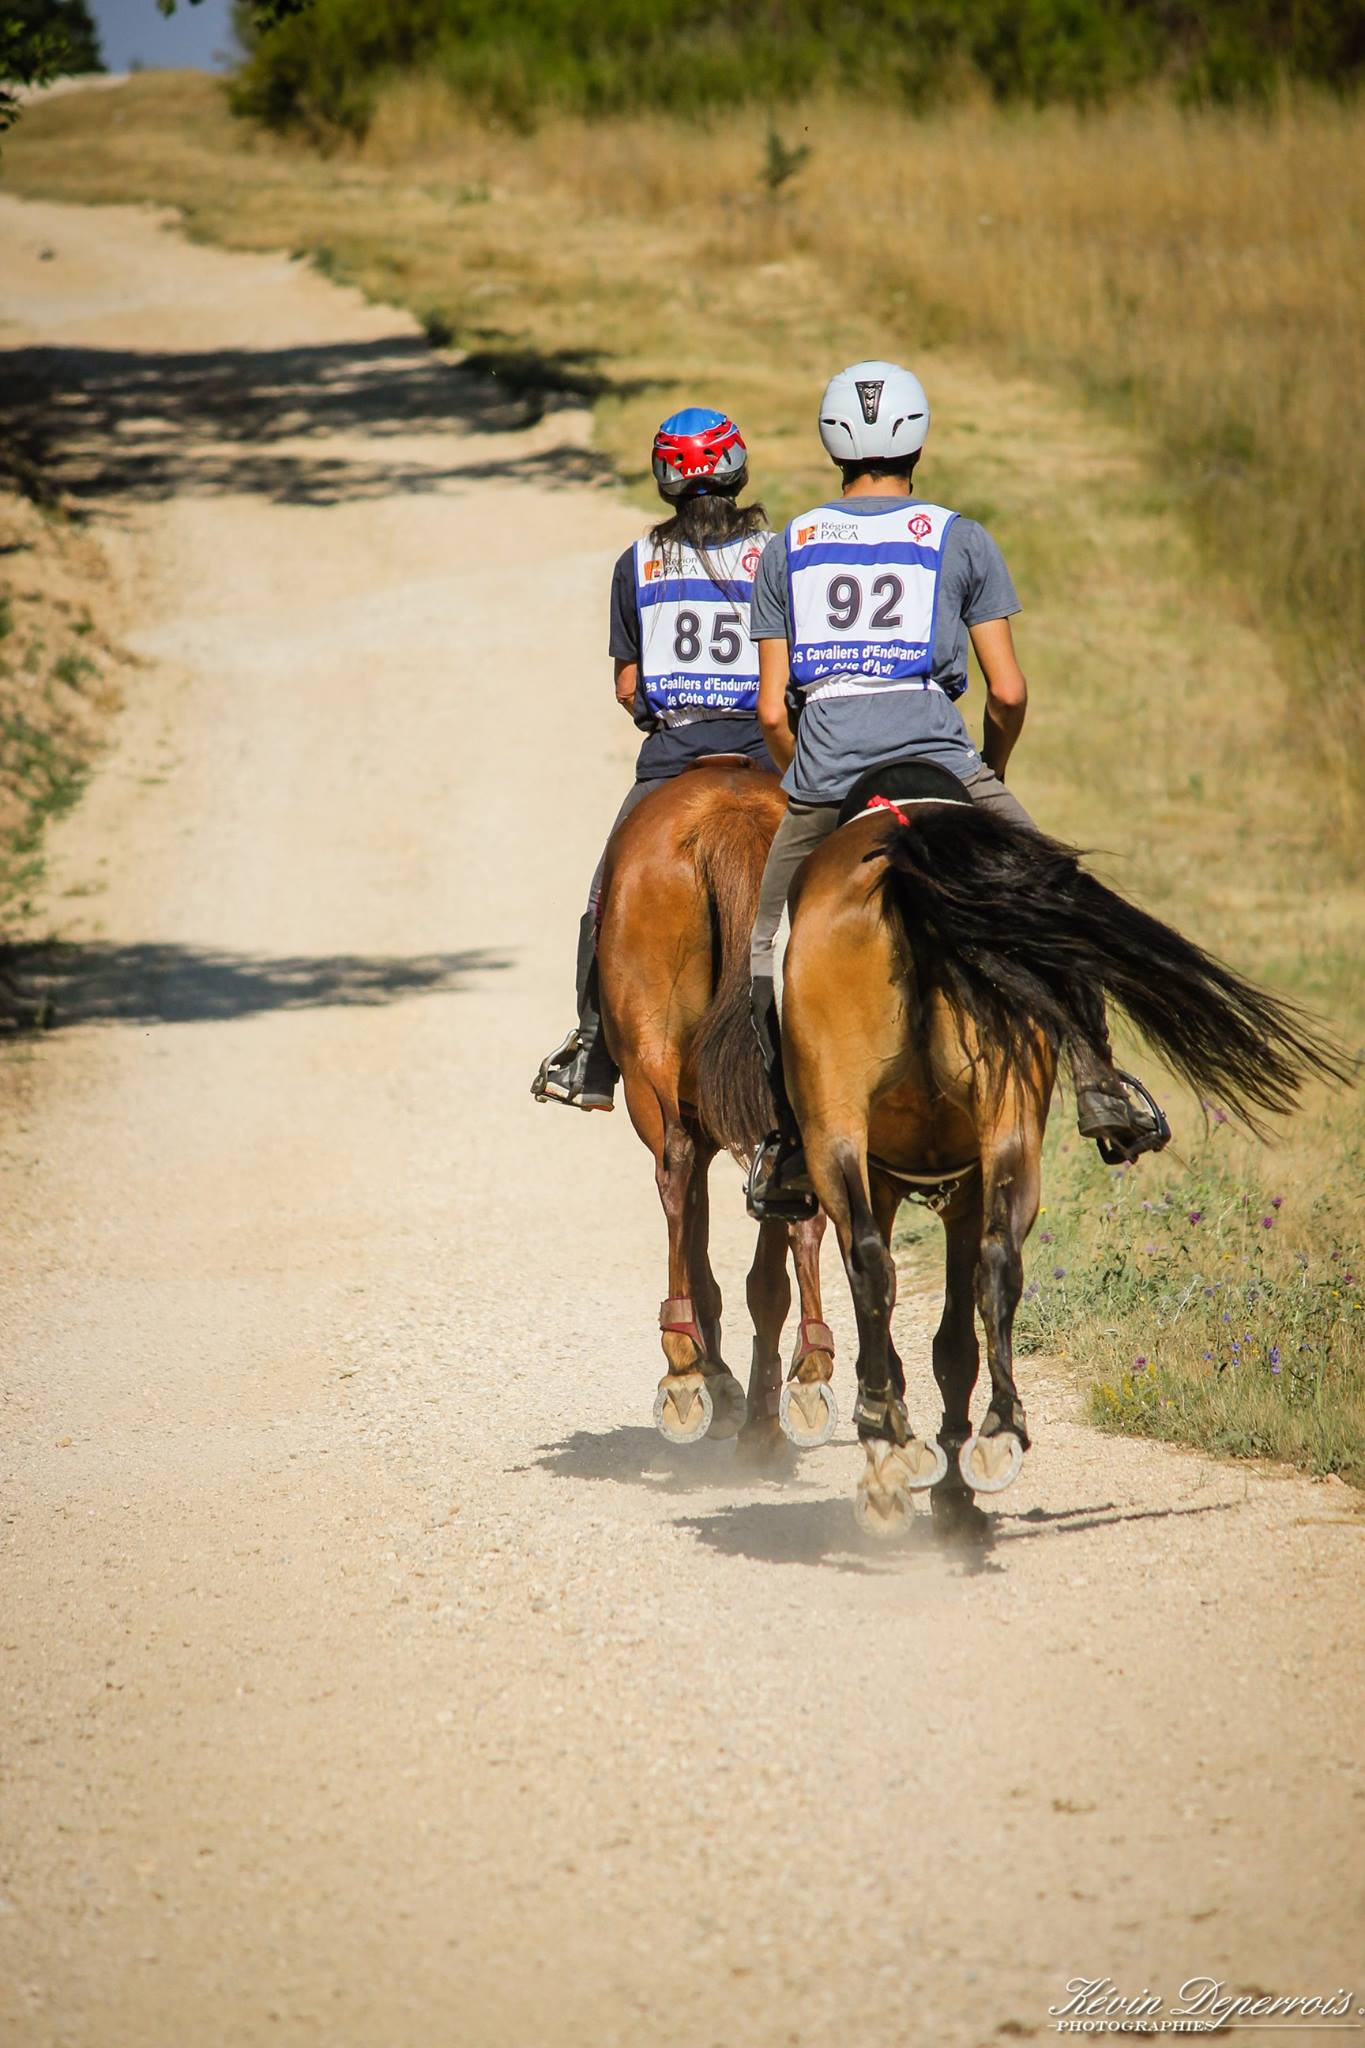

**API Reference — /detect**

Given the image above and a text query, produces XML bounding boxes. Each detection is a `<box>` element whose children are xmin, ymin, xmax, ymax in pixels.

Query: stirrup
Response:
<box><xmin>1093</xmin><ymin>1070</ymin><xmax>1171</xmax><ymax>1165</ymax></box>
<box><xmin>531</xmin><ymin>1029</ymin><xmax>583</xmax><ymax>1104</ymax></box>
<box><xmin>745</xmin><ymin>1132</ymin><xmax>818</xmax><ymax>1223</ymax></box>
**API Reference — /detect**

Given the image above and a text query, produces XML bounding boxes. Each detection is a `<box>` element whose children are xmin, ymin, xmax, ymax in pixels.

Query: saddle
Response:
<box><xmin>684</xmin><ymin>753</ymin><xmax>765</xmax><ymax>774</ymax></box>
<box><xmin>837</xmin><ymin>757</ymin><xmax>972</xmax><ymax>828</ymax></box>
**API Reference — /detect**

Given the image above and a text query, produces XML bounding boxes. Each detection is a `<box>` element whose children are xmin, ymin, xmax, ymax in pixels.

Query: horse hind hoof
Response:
<box><xmin>704</xmin><ymin>1370</ymin><xmax>747</xmax><ymax>1441</ymax></box>
<box><xmin>652</xmin><ymin>1373</ymin><xmax>714</xmax><ymax>1445</ymax></box>
<box><xmin>957</xmin><ymin>1431</ymin><xmax>1025</xmax><ymax>1494</ymax></box>
<box><xmin>778</xmin><ymin>1377</ymin><xmax>839</xmax><ymax>1450</ymax></box>
<box><xmin>852</xmin><ymin>1437</ymin><xmax>946</xmax><ymax>1540</ymax></box>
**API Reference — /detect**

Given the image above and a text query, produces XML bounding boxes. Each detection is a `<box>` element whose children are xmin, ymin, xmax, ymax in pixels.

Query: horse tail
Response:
<box><xmin>875</xmin><ymin>806</ymin><xmax>1351</xmax><ymax>1130</ymax></box>
<box><xmin>687</xmin><ymin>793</ymin><xmax>777</xmax><ymax>1156</ymax></box>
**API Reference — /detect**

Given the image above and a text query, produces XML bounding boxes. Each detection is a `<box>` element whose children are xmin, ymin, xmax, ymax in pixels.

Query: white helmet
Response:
<box><xmin>817</xmin><ymin>360</ymin><xmax>930</xmax><ymax>464</ymax></box>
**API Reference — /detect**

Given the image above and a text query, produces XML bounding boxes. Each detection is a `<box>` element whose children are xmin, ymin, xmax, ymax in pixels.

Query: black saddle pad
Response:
<box><xmin>837</xmin><ymin>758</ymin><xmax>973</xmax><ymax>828</ymax></box>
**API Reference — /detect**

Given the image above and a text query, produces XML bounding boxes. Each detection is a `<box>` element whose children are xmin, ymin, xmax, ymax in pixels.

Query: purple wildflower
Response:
<box><xmin>1134</xmin><ymin>1355</ymin><xmax>1148</xmax><ymax>1370</ymax></box>
<box><xmin>1269</xmin><ymin>1346</ymin><xmax>1281</xmax><ymax>1371</ymax></box>
<box><xmin>1039</xmin><ymin>1230</ymin><xmax>1054</xmax><ymax>1244</ymax></box>
<box><xmin>1261</xmin><ymin>1215</ymin><xmax>1275</xmax><ymax>1229</ymax></box>
<box><xmin>1188</xmin><ymin>1209</ymin><xmax>1203</xmax><ymax>1225</ymax></box>
<box><xmin>1144</xmin><ymin>1242</ymin><xmax>1156</xmax><ymax>1256</ymax></box>
<box><xmin>1053</xmin><ymin>1265</ymin><xmax>1067</xmax><ymax>1280</ymax></box>
<box><xmin>1271</xmin><ymin>1195</ymin><xmax>1283</xmax><ymax>1210</ymax></box>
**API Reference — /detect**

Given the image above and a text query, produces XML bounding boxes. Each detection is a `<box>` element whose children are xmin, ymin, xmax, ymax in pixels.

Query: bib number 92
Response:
<box><xmin>825</xmin><ymin>573</ymin><xmax>904</xmax><ymax>632</ymax></box>
<box><xmin>674</xmin><ymin>610</ymin><xmax>743</xmax><ymax>665</ymax></box>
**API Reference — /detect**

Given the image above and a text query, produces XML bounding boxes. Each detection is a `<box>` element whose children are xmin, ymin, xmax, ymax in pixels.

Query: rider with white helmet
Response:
<box><xmin>745</xmin><ymin>361</ymin><xmax>1168</xmax><ymax>1217</ymax></box>
<box><xmin>532</xmin><ymin>406</ymin><xmax>776</xmax><ymax>1111</ymax></box>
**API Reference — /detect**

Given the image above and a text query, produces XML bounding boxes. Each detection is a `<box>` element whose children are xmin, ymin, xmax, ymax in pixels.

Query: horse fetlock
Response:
<box><xmin>983</xmin><ymin>1399</ymin><xmax>1030</xmax><ymax>1448</ymax></box>
<box><xmin>853</xmin><ymin>1387</ymin><xmax>911</xmax><ymax>1446</ymax></box>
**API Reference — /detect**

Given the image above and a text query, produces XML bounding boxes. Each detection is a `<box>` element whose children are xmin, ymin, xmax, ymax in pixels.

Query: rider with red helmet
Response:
<box><xmin>532</xmin><ymin>407</ymin><xmax>775</xmax><ymax>1111</ymax></box>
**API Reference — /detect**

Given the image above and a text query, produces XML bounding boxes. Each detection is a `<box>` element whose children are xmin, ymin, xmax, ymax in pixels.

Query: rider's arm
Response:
<box><xmin>969</xmin><ymin>616</ymin><xmax>1028</xmax><ymax>781</ymax></box>
<box><xmin>614</xmin><ymin>658</ymin><xmax>639</xmax><ymax>716</ymax></box>
<box><xmin>757</xmin><ymin>640</ymin><xmax>796</xmax><ymax>772</ymax></box>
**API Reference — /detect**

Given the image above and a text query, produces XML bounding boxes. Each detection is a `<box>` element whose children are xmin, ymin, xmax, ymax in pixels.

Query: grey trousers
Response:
<box><xmin>586</xmin><ymin>779</ymin><xmax>657</xmax><ymax>917</ymax></box>
<box><xmin>748</xmin><ymin>765</ymin><xmax>1036</xmax><ymax>979</ymax></box>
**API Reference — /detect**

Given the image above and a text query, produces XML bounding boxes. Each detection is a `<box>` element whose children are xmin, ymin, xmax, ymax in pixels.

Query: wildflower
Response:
<box><xmin>1022</xmin><ymin>1283</ymin><xmax>1039</xmax><ymax>1302</ymax></box>
<box><xmin>1142</xmin><ymin>1200</ymin><xmax>1153</xmax><ymax>1212</ymax></box>
<box><xmin>1039</xmin><ymin>1230</ymin><xmax>1054</xmax><ymax>1244</ymax></box>
<box><xmin>1202</xmin><ymin>1350</ymin><xmax>1213</xmax><ymax>1361</ymax></box>
<box><xmin>1188</xmin><ymin>1210</ymin><xmax>1203</xmax><ymax>1225</ymax></box>
<box><xmin>1221</xmin><ymin>1311</ymin><xmax>1230</xmax><ymax>1323</ymax></box>
<box><xmin>1203</xmin><ymin>1286</ymin><xmax>1216</xmax><ymax>1298</ymax></box>
<box><xmin>1144</xmin><ymin>1242</ymin><xmax>1156</xmax><ymax>1256</ymax></box>
<box><xmin>1345</xmin><ymin>1272</ymin><xmax>1356</xmax><ymax>1285</ymax></box>
<box><xmin>1134</xmin><ymin>1355</ymin><xmax>1148</xmax><ymax>1371</ymax></box>
<box><xmin>1053</xmin><ymin>1265</ymin><xmax>1067</xmax><ymax>1280</ymax></box>
<box><xmin>1269</xmin><ymin>1346</ymin><xmax>1281</xmax><ymax>1372</ymax></box>
<box><xmin>1271</xmin><ymin>1195</ymin><xmax>1283</xmax><ymax>1210</ymax></box>
<box><xmin>1261</xmin><ymin>1215</ymin><xmax>1275</xmax><ymax>1230</ymax></box>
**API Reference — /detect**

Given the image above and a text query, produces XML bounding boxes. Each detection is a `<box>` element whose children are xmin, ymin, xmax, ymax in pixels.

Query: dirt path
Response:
<box><xmin>1</xmin><ymin>195</ymin><xmax>1361</xmax><ymax>2048</ymax></box>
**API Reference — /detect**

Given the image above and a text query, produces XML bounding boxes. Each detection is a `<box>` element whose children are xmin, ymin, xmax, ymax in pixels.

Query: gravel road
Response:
<box><xmin>1</xmin><ymin>195</ymin><xmax>1361</xmax><ymax>2048</ymax></box>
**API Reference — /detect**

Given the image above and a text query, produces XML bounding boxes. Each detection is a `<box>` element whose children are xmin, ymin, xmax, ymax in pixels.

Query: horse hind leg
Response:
<box><xmin>645</xmin><ymin>1108</ymin><xmax>742</xmax><ymax>1445</ymax></box>
<box><xmin>735</xmin><ymin>1216</ymin><xmax>792</xmax><ymax>1463</ymax></box>
<box><xmin>813</xmin><ymin>1139</ymin><xmax>945</xmax><ymax>1537</ymax></box>
<box><xmin>958</xmin><ymin>1128</ymin><xmax>1038</xmax><ymax>1495</ymax></box>
<box><xmin>775</xmin><ymin>1210</ymin><xmax>838</xmax><ymax>1451</ymax></box>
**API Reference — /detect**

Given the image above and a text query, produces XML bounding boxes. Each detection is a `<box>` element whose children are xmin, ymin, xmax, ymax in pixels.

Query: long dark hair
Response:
<box><xmin>649</xmin><ymin>483</ymin><xmax>769</xmax><ymax>587</ymax></box>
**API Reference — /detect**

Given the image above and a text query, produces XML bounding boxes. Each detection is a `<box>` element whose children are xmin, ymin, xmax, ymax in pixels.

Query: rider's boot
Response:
<box><xmin>531</xmin><ymin>913</ymin><xmax>620</xmax><ymax>1112</ymax></box>
<box><xmin>745</xmin><ymin>973</ymin><xmax>818</xmax><ymax>1222</ymax></box>
<box><xmin>1069</xmin><ymin>987</ymin><xmax>1170</xmax><ymax>1165</ymax></box>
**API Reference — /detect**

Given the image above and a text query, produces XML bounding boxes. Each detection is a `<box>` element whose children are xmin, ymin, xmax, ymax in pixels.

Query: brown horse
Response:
<box><xmin>780</xmin><ymin>762</ymin><xmax>1348</xmax><ymax>1534</ymax></box>
<box><xmin>595</xmin><ymin>761</ymin><xmax>837</xmax><ymax>1456</ymax></box>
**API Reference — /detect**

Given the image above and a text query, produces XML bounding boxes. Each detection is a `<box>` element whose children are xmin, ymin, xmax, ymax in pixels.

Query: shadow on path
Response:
<box><xmin>530</xmin><ymin>1420</ymin><xmax>1243</xmax><ymax>1573</ymax></box>
<box><xmin>0</xmin><ymin>938</ymin><xmax>510</xmax><ymax>1028</ymax></box>
<box><xmin>679</xmin><ymin>1492</ymin><xmax>1240</xmax><ymax>1573</ymax></box>
<box><xmin>0</xmin><ymin>336</ymin><xmax>651</xmax><ymax>507</ymax></box>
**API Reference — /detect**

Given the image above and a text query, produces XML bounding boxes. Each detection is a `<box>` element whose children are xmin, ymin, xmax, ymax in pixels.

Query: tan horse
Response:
<box><xmin>780</xmin><ymin>762</ymin><xmax>1347</xmax><ymax>1534</ymax></box>
<box><xmin>595</xmin><ymin>761</ymin><xmax>837</xmax><ymax>1456</ymax></box>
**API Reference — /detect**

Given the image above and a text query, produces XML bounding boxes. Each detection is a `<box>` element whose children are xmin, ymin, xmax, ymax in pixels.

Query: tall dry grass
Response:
<box><xmin>368</xmin><ymin>81</ymin><xmax>1365</xmax><ymax>832</ymax></box>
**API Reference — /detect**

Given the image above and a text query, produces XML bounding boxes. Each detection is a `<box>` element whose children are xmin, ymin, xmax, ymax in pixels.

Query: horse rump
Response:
<box><xmin>873</xmin><ymin>804</ymin><xmax>1351</xmax><ymax>1130</ymax></box>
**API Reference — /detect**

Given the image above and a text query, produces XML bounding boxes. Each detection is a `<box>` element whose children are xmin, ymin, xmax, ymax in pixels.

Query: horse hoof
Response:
<box><xmin>778</xmin><ymin>1377</ymin><xmax>838</xmax><ymax>1449</ymax></box>
<box><xmin>653</xmin><ymin>1373</ymin><xmax>714</xmax><ymax>1446</ymax></box>
<box><xmin>957</xmin><ymin>1431</ymin><xmax>1025</xmax><ymax>1494</ymax></box>
<box><xmin>852</xmin><ymin>1437</ymin><xmax>945</xmax><ymax>1540</ymax></box>
<box><xmin>704</xmin><ymin>1371</ymin><xmax>747</xmax><ymax>1441</ymax></box>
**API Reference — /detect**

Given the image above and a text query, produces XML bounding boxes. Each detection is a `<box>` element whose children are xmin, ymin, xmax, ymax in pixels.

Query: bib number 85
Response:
<box><xmin>826</xmin><ymin>573</ymin><xmax>904</xmax><ymax>632</ymax></box>
<box><xmin>674</xmin><ymin>610</ymin><xmax>743</xmax><ymax>665</ymax></box>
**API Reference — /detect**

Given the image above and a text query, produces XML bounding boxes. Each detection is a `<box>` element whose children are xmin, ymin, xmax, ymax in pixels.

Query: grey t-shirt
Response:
<box><xmin>749</xmin><ymin>501</ymin><xmax>1020</xmax><ymax>803</ymax></box>
<box><xmin>609</xmin><ymin>545</ymin><xmax>772</xmax><ymax>782</ymax></box>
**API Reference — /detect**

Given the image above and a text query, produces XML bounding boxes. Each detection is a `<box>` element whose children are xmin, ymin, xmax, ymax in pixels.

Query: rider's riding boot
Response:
<box><xmin>1068</xmin><ymin>987</ymin><xmax>1170</xmax><ymax>1165</ymax></box>
<box><xmin>531</xmin><ymin>913</ymin><xmax>620</xmax><ymax>1112</ymax></box>
<box><xmin>745</xmin><ymin>973</ymin><xmax>818</xmax><ymax>1222</ymax></box>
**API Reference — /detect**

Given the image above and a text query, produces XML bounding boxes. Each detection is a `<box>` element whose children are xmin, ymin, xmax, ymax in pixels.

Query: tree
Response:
<box><xmin>0</xmin><ymin>0</ymin><xmax>104</xmax><ymax>133</ymax></box>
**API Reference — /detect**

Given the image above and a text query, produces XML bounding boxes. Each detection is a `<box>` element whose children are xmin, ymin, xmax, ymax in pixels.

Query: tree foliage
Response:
<box><xmin>228</xmin><ymin>0</ymin><xmax>1365</xmax><ymax>139</ymax></box>
<box><xmin>0</xmin><ymin>0</ymin><xmax>104</xmax><ymax>133</ymax></box>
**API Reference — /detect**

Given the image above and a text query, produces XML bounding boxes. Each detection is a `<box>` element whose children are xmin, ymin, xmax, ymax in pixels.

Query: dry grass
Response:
<box><xmin>3</xmin><ymin>72</ymin><xmax>1361</xmax><ymax>1477</ymax></box>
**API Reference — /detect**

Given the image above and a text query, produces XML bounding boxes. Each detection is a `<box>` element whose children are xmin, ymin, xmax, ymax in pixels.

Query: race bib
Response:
<box><xmin>786</xmin><ymin>503</ymin><xmax>956</xmax><ymax>686</ymax></box>
<box><xmin>635</xmin><ymin>533</ymin><xmax>768</xmax><ymax>720</ymax></box>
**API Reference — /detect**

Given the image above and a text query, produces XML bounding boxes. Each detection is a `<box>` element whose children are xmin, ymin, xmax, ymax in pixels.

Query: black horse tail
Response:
<box><xmin>875</xmin><ymin>806</ymin><xmax>1352</xmax><ymax>1130</ymax></box>
<box><xmin>687</xmin><ymin>794</ymin><xmax>777</xmax><ymax>1156</ymax></box>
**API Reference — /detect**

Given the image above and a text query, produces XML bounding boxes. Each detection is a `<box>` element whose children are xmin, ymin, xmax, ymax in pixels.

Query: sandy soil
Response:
<box><xmin>0</xmin><ymin>194</ymin><xmax>1361</xmax><ymax>2048</ymax></box>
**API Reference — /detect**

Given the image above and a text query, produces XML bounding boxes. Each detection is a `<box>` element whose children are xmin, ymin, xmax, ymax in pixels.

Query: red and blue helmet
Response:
<box><xmin>651</xmin><ymin>407</ymin><xmax>748</xmax><ymax>499</ymax></box>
